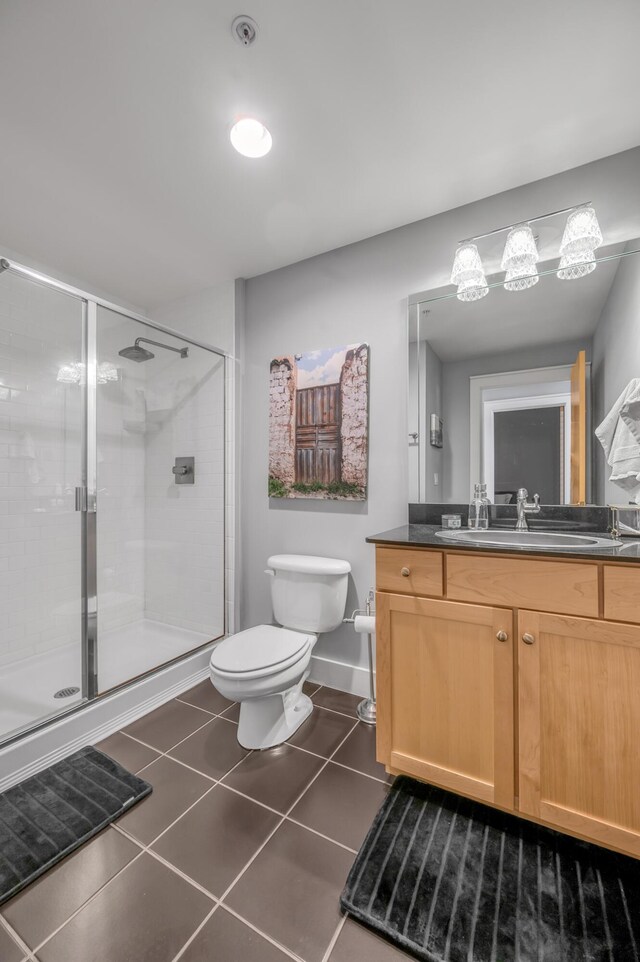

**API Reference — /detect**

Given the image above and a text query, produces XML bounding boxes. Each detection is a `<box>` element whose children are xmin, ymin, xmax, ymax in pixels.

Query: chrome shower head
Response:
<box><xmin>118</xmin><ymin>343</ymin><xmax>155</xmax><ymax>362</ymax></box>
<box><xmin>118</xmin><ymin>337</ymin><xmax>188</xmax><ymax>363</ymax></box>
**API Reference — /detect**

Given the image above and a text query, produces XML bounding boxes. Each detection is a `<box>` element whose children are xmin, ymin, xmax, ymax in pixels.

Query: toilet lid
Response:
<box><xmin>209</xmin><ymin>625</ymin><xmax>313</xmax><ymax>675</ymax></box>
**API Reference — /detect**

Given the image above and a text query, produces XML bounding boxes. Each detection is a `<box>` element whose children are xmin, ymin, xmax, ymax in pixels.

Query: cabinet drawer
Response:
<box><xmin>604</xmin><ymin>565</ymin><xmax>640</xmax><ymax>623</ymax></box>
<box><xmin>376</xmin><ymin>546</ymin><xmax>443</xmax><ymax>596</ymax></box>
<box><xmin>447</xmin><ymin>553</ymin><xmax>598</xmax><ymax>617</ymax></box>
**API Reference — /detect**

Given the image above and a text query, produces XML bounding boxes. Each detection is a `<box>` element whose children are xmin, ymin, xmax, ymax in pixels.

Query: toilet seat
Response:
<box><xmin>209</xmin><ymin>624</ymin><xmax>314</xmax><ymax>680</ymax></box>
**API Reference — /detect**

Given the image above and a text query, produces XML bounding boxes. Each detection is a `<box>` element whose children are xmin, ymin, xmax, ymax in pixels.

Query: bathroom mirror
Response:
<box><xmin>408</xmin><ymin>237</ymin><xmax>640</xmax><ymax>506</ymax></box>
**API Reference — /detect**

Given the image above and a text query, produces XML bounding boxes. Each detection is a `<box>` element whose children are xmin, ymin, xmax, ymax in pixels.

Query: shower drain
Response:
<box><xmin>54</xmin><ymin>687</ymin><xmax>80</xmax><ymax>699</ymax></box>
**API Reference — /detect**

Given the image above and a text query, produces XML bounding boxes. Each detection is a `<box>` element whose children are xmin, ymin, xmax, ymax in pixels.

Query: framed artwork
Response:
<box><xmin>269</xmin><ymin>343</ymin><xmax>369</xmax><ymax>500</ymax></box>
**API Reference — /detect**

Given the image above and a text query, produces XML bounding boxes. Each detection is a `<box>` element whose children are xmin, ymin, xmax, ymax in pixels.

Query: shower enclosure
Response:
<box><xmin>0</xmin><ymin>258</ymin><xmax>227</xmax><ymax>746</ymax></box>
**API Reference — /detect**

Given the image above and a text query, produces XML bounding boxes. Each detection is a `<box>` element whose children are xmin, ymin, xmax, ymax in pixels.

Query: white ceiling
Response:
<box><xmin>1</xmin><ymin>0</ymin><xmax>639</xmax><ymax>308</ymax></box>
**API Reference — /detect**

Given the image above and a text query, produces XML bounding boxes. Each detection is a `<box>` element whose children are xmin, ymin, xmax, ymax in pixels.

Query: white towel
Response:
<box><xmin>595</xmin><ymin>378</ymin><xmax>640</xmax><ymax>503</ymax></box>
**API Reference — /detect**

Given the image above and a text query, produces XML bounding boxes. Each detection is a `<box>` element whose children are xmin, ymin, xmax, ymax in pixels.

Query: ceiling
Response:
<box><xmin>1</xmin><ymin>0</ymin><xmax>639</xmax><ymax>309</ymax></box>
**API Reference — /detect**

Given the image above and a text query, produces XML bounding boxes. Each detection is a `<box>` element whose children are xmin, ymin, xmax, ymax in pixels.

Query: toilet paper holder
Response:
<box><xmin>343</xmin><ymin>590</ymin><xmax>376</xmax><ymax>726</ymax></box>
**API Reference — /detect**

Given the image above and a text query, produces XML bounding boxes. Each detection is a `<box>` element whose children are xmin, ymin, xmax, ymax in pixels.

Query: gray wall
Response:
<box><xmin>441</xmin><ymin>338</ymin><xmax>592</xmax><ymax>502</ymax></box>
<box><xmin>592</xmin><ymin>248</ymin><xmax>640</xmax><ymax>504</ymax></box>
<box><xmin>241</xmin><ymin>147</ymin><xmax>640</xmax><ymax>686</ymax></box>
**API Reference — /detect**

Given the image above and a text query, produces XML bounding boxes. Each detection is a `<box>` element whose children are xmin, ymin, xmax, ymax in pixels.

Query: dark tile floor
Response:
<box><xmin>0</xmin><ymin>682</ymin><xmax>408</xmax><ymax>962</ymax></box>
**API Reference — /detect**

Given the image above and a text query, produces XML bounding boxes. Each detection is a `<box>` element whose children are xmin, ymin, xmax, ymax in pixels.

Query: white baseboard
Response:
<box><xmin>308</xmin><ymin>653</ymin><xmax>375</xmax><ymax>698</ymax></box>
<box><xmin>0</xmin><ymin>645</ymin><xmax>216</xmax><ymax>793</ymax></box>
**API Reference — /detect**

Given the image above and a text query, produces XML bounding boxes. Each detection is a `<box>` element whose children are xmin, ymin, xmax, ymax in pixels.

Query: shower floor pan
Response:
<box><xmin>0</xmin><ymin>619</ymin><xmax>218</xmax><ymax>743</ymax></box>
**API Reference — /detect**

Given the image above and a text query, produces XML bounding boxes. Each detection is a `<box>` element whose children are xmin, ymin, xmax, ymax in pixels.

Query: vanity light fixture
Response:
<box><xmin>98</xmin><ymin>362</ymin><xmax>119</xmax><ymax>383</ymax></box>
<box><xmin>450</xmin><ymin>243</ymin><xmax>489</xmax><ymax>302</ymax></box>
<box><xmin>230</xmin><ymin>117</ymin><xmax>272</xmax><ymax>158</ymax></box>
<box><xmin>557</xmin><ymin>205</ymin><xmax>602</xmax><ymax>280</ymax></box>
<box><xmin>501</xmin><ymin>224</ymin><xmax>539</xmax><ymax>291</ymax></box>
<box><xmin>56</xmin><ymin>362</ymin><xmax>83</xmax><ymax>384</ymax></box>
<box><xmin>451</xmin><ymin>202</ymin><xmax>603</xmax><ymax>300</ymax></box>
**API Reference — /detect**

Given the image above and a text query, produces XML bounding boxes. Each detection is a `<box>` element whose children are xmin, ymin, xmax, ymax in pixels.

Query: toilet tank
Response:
<box><xmin>267</xmin><ymin>554</ymin><xmax>351</xmax><ymax>633</ymax></box>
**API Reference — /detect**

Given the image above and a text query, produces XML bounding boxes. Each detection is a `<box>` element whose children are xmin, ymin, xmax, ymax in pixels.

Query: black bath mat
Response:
<box><xmin>0</xmin><ymin>745</ymin><xmax>151</xmax><ymax>905</ymax></box>
<box><xmin>341</xmin><ymin>776</ymin><xmax>640</xmax><ymax>961</ymax></box>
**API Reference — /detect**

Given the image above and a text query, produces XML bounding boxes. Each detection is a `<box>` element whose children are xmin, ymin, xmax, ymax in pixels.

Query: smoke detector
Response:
<box><xmin>231</xmin><ymin>15</ymin><xmax>258</xmax><ymax>46</ymax></box>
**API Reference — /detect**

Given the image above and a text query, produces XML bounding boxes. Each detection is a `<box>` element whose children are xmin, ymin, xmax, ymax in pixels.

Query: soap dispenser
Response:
<box><xmin>469</xmin><ymin>482</ymin><xmax>490</xmax><ymax>529</ymax></box>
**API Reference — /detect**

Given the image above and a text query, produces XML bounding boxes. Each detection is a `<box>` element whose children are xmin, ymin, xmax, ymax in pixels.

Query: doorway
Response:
<box><xmin>493</xmin><ymin>404</ymin><xmax>565</xmax><ymax>503</ymax></box>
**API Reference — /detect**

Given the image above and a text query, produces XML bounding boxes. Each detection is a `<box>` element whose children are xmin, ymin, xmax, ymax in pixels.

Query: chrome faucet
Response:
<box><xmin>516</xmin><ymin>487</ymin><xmax>540</xmax><ymax>531</ymax></box>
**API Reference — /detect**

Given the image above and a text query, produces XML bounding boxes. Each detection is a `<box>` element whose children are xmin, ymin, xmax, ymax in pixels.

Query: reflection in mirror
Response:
<box><xmin>408</xmin><ymin>238</ymin><xmax>640</xmax><ymax>507</ymax></box>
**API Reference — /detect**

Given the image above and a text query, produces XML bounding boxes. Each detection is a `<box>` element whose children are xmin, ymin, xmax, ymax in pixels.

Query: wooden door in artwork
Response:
<box><xmin>296</xmin><ymin>385</ymin><xmax>341</xmax><ymax>484</ymax></box>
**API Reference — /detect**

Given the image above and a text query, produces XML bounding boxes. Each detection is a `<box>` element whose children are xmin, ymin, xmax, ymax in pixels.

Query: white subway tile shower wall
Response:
<box><xmin>143</xmin><ymin>345</ymin><xmax>225</xmax><ymax>635</ymax></box>
<box><xmin>96</xmin><ymin>309</ymin><xmax>147</xmax><ymax>636</ymax></box>
<box><xmin>96</xmin><ymin>308</ymin><xmax>225</xmax><ymax>691</ymax></box>
<box><xmin>0</xmin><ymin>273</ymin><xmax>83</xmax><ymax>671</ymax></box>
<box><xmin>152</xmin><ymin>279</ymin><xmax>238</xmax><ymax>638</ymax></box>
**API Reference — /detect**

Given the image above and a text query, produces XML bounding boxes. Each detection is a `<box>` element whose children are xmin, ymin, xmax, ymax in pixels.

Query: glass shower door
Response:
<box><xmin>95</xmin><ymin>308</ymin><xmax>225</xmax><ymax>692</ymax></box>
<box><xmin>0</xmin><ymin>271</ymin><xmax>86</xmax><ymax>743</ymax></box>
<box><xmin>0</xmin><ymin>260</ymin><xmax>227</xmax><ymax>745</ymax></box>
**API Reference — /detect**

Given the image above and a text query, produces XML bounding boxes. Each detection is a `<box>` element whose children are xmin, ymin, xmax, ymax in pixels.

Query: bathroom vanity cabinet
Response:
<box><xmin>374</xmin><ymin>543</ymin><xmax>640</xmax><ymax>858</ymax></box>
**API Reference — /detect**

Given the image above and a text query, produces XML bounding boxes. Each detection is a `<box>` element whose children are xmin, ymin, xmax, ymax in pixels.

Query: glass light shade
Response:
<box><xmin>97</xmin><ymin>362</ymin><xmax>119</xmax><ymax>383</ymax></box>
<box><xmin>57</xmin><ymin>361</ymin><xmax>119</xmax><ymax>385</ymax></box>
<box><xmin>230</xmin><ymin>118</ymin><xmax>272</xmax><ymax>158</ymax></box>
<box><xmin>504</xmin><ymin>265</ymin><xmax>539</xmax><ymax>291</ymax></box>
<box><xmin>57</xmin><ymin>362</ymin><xmax>83</xmax><ymax>384</ymax></box>
<box><xmin>451</xmin><ymin>243</ymin><xmax>486</xmax><ymax>285</ymax></box>
<box><xmin>557</xmin><ymin>248</ymin><xmax>597</xmax><ymax>280</ymax></box>
<box><xmin>501</xmin><ymin>224</ymin><xmax>539</xmax><ymax>271</ymax></box>
<box><xmin>456</xmin><ymin>275</ymin><xmax>489</xmax><ymax>302</ymax></box>
<box><xmin>559</xmin><ymin>206</ymin><xmax>602</xmax><ymax>256</ymax></box>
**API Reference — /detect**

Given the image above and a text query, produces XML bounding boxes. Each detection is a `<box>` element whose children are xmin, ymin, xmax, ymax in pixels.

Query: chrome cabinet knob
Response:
<box><xmin>401</xmin><ymin>567</ymin><xmax>411</xmax><ymax>577</ymax></box>
<box><xmin>496</xmin><ymin>630</ymin><xmax>508</xmax><ymax>642</ymax></box>
<box><xmin>522</xmin><ymin>633</ymin><xmax>535</xmax><ymax>645</ymax></box>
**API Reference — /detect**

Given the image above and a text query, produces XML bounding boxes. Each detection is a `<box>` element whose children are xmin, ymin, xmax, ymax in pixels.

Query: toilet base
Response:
<box><xmin>237</xmin><ymin>689</ymin><xmax>313</xmax><ymax>750</ymax></box>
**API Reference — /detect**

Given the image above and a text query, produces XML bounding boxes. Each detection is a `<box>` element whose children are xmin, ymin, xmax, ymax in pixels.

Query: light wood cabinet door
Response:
<box><xmin>376</xmin><ymin>593</ymin><xmax>514</xmax><ymax>809</ymax></box>
<box><xmin>518</xmin><ymin>610</ymin><xmax>640</xmax><ymax>856</ymax></box>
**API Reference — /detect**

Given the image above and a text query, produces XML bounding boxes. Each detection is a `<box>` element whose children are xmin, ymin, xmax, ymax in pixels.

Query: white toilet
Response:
<box><xmin>209</xmin><ymin>554</ymin><xmax>351</xmax><ymax>749</ymax></box>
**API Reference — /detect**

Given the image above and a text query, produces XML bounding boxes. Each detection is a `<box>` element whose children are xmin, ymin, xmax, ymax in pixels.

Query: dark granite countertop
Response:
<box><xmin>366</xmin><ymin>524</ymin><xmax>640</xmax><ymax>563</ymax></box>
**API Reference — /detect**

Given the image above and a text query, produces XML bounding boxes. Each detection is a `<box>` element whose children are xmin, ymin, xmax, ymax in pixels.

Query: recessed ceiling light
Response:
<box><xmin>230</xmin><ymin>118</ymin><xmax>272</xmax><ymax>158</ymax></box>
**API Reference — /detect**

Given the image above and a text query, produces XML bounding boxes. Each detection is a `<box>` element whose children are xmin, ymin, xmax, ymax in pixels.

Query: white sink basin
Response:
<box><xmin>434</xmin><ymin>529</ymin><xmax>622</xmax><ymax>549</ymax></box>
